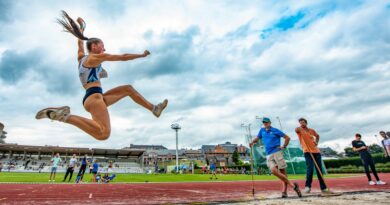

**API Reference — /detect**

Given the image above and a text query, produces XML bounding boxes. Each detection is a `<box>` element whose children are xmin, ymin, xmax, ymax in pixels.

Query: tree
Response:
<box><xmin>368</xmin><ymin>144</ymin><xmax>384</xmax><ymax>154</ymax></box>
<box><xmin>344</xmin><ymin>147</ymin><xmax>359</xmax><ymax>157</ymax></box>
<box><xmin>232</xmin><ymin>149</ymin><xmax>239</xmax><ymax>165</ymax></box>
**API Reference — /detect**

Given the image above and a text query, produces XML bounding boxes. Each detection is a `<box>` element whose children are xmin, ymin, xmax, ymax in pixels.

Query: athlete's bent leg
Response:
<box><xmin>66</xmin><ymin>94</ymin><xmax>111</xmax><ymax>140</ymax></box>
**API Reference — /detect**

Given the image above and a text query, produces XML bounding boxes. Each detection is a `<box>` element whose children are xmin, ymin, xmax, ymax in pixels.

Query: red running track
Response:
<box><xmin>0</xmin><ymin>174</ymin><xmax>389</xmax><ymax>204</ymax></box>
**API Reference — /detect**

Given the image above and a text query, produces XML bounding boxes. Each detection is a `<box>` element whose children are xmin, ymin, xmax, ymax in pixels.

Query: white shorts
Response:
<box><xmin>266</xmin><ymin>151</ymin><xmax>287</xmax><ymax>170</ymax></box>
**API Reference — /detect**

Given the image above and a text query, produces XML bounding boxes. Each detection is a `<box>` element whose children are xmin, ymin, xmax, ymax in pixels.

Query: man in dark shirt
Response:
<box><xmin>352</xmin><ymin>133</ymin><xmax>386</xmax><ymax>185</ymax></box>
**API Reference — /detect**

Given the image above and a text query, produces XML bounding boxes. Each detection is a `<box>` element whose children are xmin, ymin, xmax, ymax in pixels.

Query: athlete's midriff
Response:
<box><xmin>83</xmin><ymin>81</ymin><xmax>101</xmax><ymax>90</ymax></box>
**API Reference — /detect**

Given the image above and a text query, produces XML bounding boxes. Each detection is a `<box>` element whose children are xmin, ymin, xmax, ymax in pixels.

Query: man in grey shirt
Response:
<box><xmin>63</xmin><ymin>154</ymin><xmax>78</xmax><ymax>182</ymax></box>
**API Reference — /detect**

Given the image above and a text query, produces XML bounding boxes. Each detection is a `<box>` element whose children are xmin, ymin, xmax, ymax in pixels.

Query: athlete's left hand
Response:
<box><xmin>143</xmin><ymin>50</ymin><xmax>151</xmax><ymax>57</ymax></box>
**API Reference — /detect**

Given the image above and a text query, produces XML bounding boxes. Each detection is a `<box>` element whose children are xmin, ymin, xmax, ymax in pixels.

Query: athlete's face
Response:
<box><xmin>92</xmin><ymin>41</ymin><xmax>106</xmax><ymax>54</ymax></box>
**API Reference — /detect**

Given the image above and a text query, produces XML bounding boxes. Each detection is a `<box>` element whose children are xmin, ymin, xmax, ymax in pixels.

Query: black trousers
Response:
<box><xmin>77</xmin><ymin>165</ymin><xmax>87</xmax><ymax>180</ymax></box>
<box><xmin>361</xmin><ymin>154</ymin><xmax>380</xmax><ymax>181</ymax></box>
<box><xmin>63</xmin><ymin>167</ymin><xmax>74</xmax><ymax>181</ymax></box>
<box><xmin>304</xmin><ymin>152</ymin><xmax>327</xmax><ymax>190</ymax></box>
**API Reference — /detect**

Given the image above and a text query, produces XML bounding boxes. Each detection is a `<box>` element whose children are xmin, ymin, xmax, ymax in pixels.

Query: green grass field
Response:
<box><xmin>0</xmin><ymin>172</ymin><xmax>357</xmax><ymax>183</ymax></box>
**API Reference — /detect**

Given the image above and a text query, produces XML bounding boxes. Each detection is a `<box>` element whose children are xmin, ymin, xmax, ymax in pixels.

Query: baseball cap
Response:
<box><xmin>262</xmin><ymin>117</ymin><xmax>271</xmax><ymax>123</ymax></box>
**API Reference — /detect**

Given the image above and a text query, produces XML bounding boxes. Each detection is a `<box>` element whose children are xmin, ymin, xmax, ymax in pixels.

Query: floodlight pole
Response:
<box><xmin>171</xmin><ymin>123</ymin><xmax>181</xmax><ymax>173</ymax></box>
<box><xmin>276</xmin><ymin>116</ymin><xmax>296</xmax><ymax>175</ymax></box>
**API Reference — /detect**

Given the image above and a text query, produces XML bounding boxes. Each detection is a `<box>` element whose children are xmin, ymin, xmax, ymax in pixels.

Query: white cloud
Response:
<box><xmin>0</xmin><ymin>0</ymin><xmax>390</xmax><ymax>154</ymax></box>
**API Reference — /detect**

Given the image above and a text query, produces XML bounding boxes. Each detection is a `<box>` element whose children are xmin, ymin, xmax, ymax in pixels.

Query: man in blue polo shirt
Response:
<box><xmin>250</xmin><ymin>117</ymin><xmax>301</xmax><ymax>198</ymax></box>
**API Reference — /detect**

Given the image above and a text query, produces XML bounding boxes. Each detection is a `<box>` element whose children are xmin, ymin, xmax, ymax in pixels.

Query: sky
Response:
<box><xmin>0</xmin><ymin>0</ymin><xmax>390</xmax><ymax>152</ymax></box>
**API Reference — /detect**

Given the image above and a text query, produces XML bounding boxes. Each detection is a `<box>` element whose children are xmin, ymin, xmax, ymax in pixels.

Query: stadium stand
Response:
<box><xmin>0</xmin><ymin>144</ymin><xmax>145</xmax><ymax>173</ymax></box>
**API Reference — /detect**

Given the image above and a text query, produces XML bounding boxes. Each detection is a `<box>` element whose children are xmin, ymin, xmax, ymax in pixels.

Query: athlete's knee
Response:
<box><xmin>95</xmin><ymin>127</ymin><xmax>111</xmax><ymax>141</ymax></box>
<box><xmin>125</xmin><ymin>84</ymin><xmax>136</xmax><ymax>95</ymax></box>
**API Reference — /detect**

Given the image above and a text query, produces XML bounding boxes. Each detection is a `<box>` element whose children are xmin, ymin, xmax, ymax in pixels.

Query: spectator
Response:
<box><xmin>76</xmin><ymin>154</ymin><xmax>88</xmax><ymax>183</ymax></box>
<box><xmin>63</xmin><ymin>154</ymin><xmax>77</xmax><ymax>182</ymax></box>
<box><xmin>0</xmin><ymin>162</ymin><xmax>2</xmax><ymax>172</ymax></box>
<box><xmin>108</xmin><ymin>160</ymin><xmax>113</xmax><ymax>173</ymax></box>
<box><xmin>209</xmin><ymin>162</ymin><xmax>217</xmax><ymax>180</ymax></box>
<box><xmin>201</xmin><ymin>166</ymin><xmax>206</xmax><ymax>174</ymax></box>
<box><xmin>89</xmin><ymin>163</ymin><xmax>93</xmax><ymax>174</ymax></box>
<box><xmin>379</xmin><ymin>131</ymin><xmax>390</xmax><ymax>158</ymax></box>
<box><xmin>91</xmin><ymin>159</ymin><xmax>99</xmax><ymax>182</ymax></box>
<box><xmin>352</xmin><ymin>133</ymin><xmax>386</xmax><ymax>185</ymax></box>
<box><xmin>102</xmin><ymin>173</ymin><xmax>116</xmax><ymax>183</ymax></box>
<box><xmin>49</xmin><ymin>153</ymin><xmax>62</xmax><ymax>182</ymax></box>
<box><xmin>154</xmin><ymin>161</ymin><xmax>159</xmax><ymax>174</ymax></box>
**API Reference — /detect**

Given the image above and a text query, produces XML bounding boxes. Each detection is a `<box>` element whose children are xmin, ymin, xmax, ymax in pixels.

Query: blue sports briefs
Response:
<box><xmin>82</xmin><ymin>87</ymin><xmax>103</xmax><ymax>105</ymax></box>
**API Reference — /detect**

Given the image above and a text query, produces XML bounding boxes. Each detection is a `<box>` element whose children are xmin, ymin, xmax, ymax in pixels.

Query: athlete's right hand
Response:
<box><xmin>143</xmin><ymin>50</ymin><xmax>151</xmax><ymax>57</ymax></box>
<box><xmin>76</xmin><ymin>17</ymin><xmax>86</xmax><ymax>32</ymax></box>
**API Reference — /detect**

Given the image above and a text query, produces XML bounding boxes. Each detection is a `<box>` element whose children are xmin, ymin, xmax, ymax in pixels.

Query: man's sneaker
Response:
<box><xmin>293</xmin><ymin>182</ymin><xmax>302</xmax><ymax>197</ymax></box>
<box><xmin>376</xmin><ymin>180</ymin><xmax>386</xmax><ymax>185</ymax></box>
<box><xmin>369</xmin><ymin>181</ymin><xmax>376</xmax><ymax>185</ymax></box>
<box><xmin>304</xmin><ymin>186</ymin><xmax>311</xmax><ymax>193</ymax></box>
<box><xmin>281</xmin><ymin>192</ymin><xmax>288</xmax><ymax>198</ymax></box>
<box><xmin>152</xmin><ymin>99</ymin><xmax>168</xmax><ymax>118</ymax></box>
<box><xmin>320</xmin><ymin>189</ymin><xmax>341</xmax><ymax>197</ymax></box>
<box><xmin>36</xmin><ymin>106</ymin><xmax>70</xmax><ymax>122</ymax></box>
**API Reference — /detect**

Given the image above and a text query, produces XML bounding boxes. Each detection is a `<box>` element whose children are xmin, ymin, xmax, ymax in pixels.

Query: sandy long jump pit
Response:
<box><xmin>0</xmin><ymin>174</ymin><xmax>389</xmax><ymax>204</ymax></box>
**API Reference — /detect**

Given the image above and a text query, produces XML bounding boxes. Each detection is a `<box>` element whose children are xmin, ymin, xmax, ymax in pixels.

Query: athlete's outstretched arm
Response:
<box><xmin>89</xmin><ymin>50</ymin><xmax>150</xmax><ymax>65</ymax></box>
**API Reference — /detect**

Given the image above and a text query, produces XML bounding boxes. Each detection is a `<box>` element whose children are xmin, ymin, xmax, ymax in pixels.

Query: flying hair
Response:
<box><xmin>57</xmin><ymin>10</ymin><xmax>89</xmax><ymax>40</ymax></box>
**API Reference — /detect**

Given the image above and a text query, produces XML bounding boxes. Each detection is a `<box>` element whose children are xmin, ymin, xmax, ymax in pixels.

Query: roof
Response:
<box><xmin>0</xmin><ymin>144</ymin><xmax>145</xmax><ymax>157</ymax></box>
<box><xmin>126</xmin><ymin>144</ymin><xmax>167</xmax><ymax>150</ymax></box>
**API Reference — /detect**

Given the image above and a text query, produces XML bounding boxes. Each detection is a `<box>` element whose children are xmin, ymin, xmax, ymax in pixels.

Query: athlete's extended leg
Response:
<box><xmin>103</xmin><ymin>85</ymin><xmax>168</xmax><ymax>117</ymax></box>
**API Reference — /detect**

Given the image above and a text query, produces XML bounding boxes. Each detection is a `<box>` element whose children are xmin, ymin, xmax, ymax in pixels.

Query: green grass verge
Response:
<box><xmin>0</xmin><ymin>172</ymin><xmax>357</xmax><ymax>183</ymax></box>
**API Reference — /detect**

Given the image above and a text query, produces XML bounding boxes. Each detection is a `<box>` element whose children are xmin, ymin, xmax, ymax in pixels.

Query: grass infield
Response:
<box><xmin>0</xmin><ymin>172</ymin><xmax>357</xmax><ymax>183</ymax></box>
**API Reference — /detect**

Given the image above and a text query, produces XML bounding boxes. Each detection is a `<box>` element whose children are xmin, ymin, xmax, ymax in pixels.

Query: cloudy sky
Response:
<box><xmin>1</xmin><ymin>0</ymin><xmax>389</xmax><ymax>152</ymax></box>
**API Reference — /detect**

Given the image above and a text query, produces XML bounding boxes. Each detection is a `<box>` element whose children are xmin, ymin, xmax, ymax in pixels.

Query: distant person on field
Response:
<box><xmin>108</xmin><ymin>160</ymin><xmax>113</xmax><ymax>173</ymax></box>
<box><xmin>49</xmin><ymin>153</ymin><xmax>62</xmax><ymax>182</ymax></box>
<box><xmin>201</xmin><ymin>166</ymin><xmax>206</xmax><ymax>174</ymax></box>
<box><xmin>63</xmin><ymin>154</ymin><xmax>77</xmax><ymax>182</ymax></box>
<box><xmin>89</xmin><ymin>163</ymin><xmax>93</xmax><ymax>174</ymax></box>
<box><xmin>154</xmin><ymin>161</ymin><xmax>159</xmax><ymax>174</ymax></box>
<box><xmin>352</xmin><ymin>133</ymin><xmax>386</xmax><ymax>185</ymax></box>
<box><xmin>91</xmin><ymin>159</ymin><xmax>99</xmax><ymax>182</ymax></box>
<box><xmin>209</xmin><ymin>162</ymin><xmax>218</xmax><ymax>180</ymax></box>
<box><xmin>76</xmin><ymin>154</ymin><xmax>88</xmax><ymax>183</ymax></box>
<box><xmin>379</xmin><ymin>131</ymin><xmax>390</xmax><ymax>158</ymax></box>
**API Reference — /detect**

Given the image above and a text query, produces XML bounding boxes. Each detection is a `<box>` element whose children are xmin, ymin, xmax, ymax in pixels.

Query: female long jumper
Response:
<box><xmin>36</xmin><ymin>11</ymin><xmax>168</xmax><ymax>140</ymax></box>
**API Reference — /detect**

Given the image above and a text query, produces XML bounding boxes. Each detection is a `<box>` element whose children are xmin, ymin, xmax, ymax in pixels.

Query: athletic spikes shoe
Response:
<box><xmin>152</xmin><ymin>99</ymin><xmax>168</xmax><ymax>118</ymax></box>
<box><xmin>35</xmin><ymin>106</ymin><xmax>70</xmax><ymax>122</ymax></box>
<box><xmin>376</xmin><ymin>180</ymin><xmax>386</xmax><ymax>185</ymax></box>
<box><xmin>304</xmin><ymin>187</ymin><xmax>311</xmax><ymax>193</ymax></box>
<box><xmin>369</xmin><ymin>181</ymin><xmax>376</xmax><ymax>185</ymax></box>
